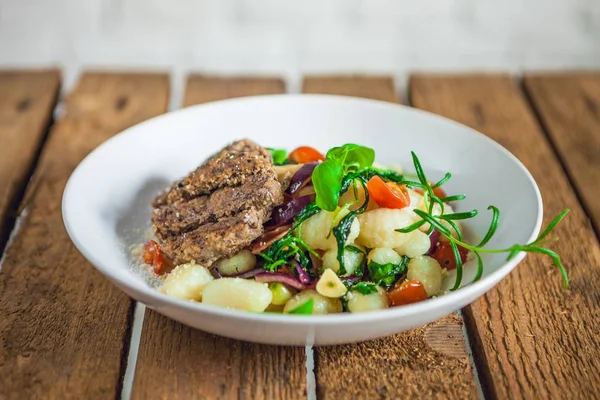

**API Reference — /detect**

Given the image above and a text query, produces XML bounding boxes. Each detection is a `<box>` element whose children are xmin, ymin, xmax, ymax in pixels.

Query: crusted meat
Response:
<box><xmin>152</xmin><ymin>139</ymin><xmax>283</xmax><ymax>266</ymax></box>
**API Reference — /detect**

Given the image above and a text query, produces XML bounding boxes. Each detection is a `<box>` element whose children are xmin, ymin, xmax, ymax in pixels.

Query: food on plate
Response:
<box><xmin>139</xmin><ymin>139</ymin><xmax>569</xmax><ymax>315</ymax></box>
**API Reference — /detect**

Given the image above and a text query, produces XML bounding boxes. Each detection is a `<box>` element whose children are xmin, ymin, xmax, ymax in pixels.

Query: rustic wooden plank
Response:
<box><xmin>184</xmin><ymin>75</ymin><xmax>285</xmax><ymax>105</ymax></box>
<box><xmin>523</xmin><ymin>72</ymin><xmax>600</xmax><ymax>235</ymax></box>
<box><xmin>132</xmin><ymin>76</ymin><xmax>307</xmax><ymax>400</ymax></box>
<box><xmin>307</xmin><ymin>76</ymin><xmax>478</xmax><ymax>400</ymax></box>
<box><xmin>303</xmin><ymin>75</ymin><xmax>398</xmax><ymax>102</ymax></box>
<box><xmin>0</xmin><ymin>69</ymin><xmax>60</xmax><ymax>252</ymax></box>
<box><xmin>0</xmin><ymin>72</ymin><xmax>169</xmax><ymax>399</ymax></box>
<box><xmin>410</xmin><ymin>74</ymin><xmax>600</xmax><ymax>399</ymax></box>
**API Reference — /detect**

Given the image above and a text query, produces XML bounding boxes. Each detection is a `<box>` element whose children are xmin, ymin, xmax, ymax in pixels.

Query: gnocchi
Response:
<box><xmin>202</xmin><ymin>278</ymin><xmax>272</xmax><ymax>312</ymax></box>
<box><xmin>322</xmin><ymin>245</ymin><xmax>365</xmax><ymax>276</ymax></box>
<box><xmin>215</xmin><ymin>249</ymin><xmax>257</xmax><ymax>276</ymax></box>
<box><xmin>356</xmin><ymin>208</ymin><xmax>415</xmax><ymax>249</ymax></box>
<box><xmin>367</xmin><ymin>247</ymin><xmax>402</xmax><ymax>265</ymax></box>
<box><xmin>299</xmin><ymin>208</ymin><xmax>360</xmax><ymax>250</ymax></box>
<box><xmin>407</xmin><ymin>256</ymin><xmax>444</xmax><ymax>296</ymax></box>
<box><xmin>283</xmin><ymin>290</ymin><xmax>343</xmax><ymax>314</ymax></box>
<box><xmin>159</xmin><ymin>262</ymin><xmax>214</xmax><ymax>301</ymax></box>
<box><xmin>346</xmin><ymin>287</ymin><xmax>389</xmax><ymax>312</ymax></box>
<box><xmin>394</xmin><ymin>230</ymin><xmax>431</xmax><ymax>258</ymax></box>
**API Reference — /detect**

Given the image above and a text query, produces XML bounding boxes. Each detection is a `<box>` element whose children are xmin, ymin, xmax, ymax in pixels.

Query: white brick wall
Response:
<box><xmin>1</xmin><ymin>0</ymin><xmax>599</xmax><ymax>95</ymax></box>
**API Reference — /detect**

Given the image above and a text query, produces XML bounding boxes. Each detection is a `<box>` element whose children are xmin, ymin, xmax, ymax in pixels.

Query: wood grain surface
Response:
<box><xmin>0</xmin><ymin>72</ymin><xmax>169</xmax><ymax>399</ymax></box>
<box><xmin>524</xmin><ymin>73</ymin><xmax>600</xmax><ymax>235</ymax></box>
<box><xmin>0</xmin><ymin>70</ymin><xmax>60</xmax><ymax>253</ymax></box>
<box><xmin>132</xmin><ymin>76</ymin><xmax>307</xmax><ymax>400</ymax></box>
<box><xmin>411</xmin><ymin>74</ymin><xmax>600</xmax><ymax>399</ymax></box>
<box><xmin>303</xmin><ymin>76</ymin><xmax>398</xmax><ymax>103</ymax></box>
<box><xmin>306</xmin><ymin>76</ymin><xmax>478</xmax><ymax>400</ymax></box>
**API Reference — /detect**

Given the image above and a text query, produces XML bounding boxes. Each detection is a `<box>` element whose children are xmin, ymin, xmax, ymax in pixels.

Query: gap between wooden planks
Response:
<box><xmin>411</xmin><ymin>74</ymin><xmax>600</xmax><ymax>399</ymax></box>
<box><xmin>131</xmin><ymin>76</ymin><xmax>308</xmax><ymax>400</ymax></box>
<box><xmin>0</xmin><ymin>70</ymin><xmax>60</xmax><ymax>256</ymax></box>
<box><xmin>304</xmin><ymin>76</ymin><xmax>478</xmax><ymax>400</ymax></box>
<box><xmin>523</xmin><ymin>72</ymin><xmax>600</xmax><ymax>236</ymax></box>
<box><xmin>0</xmin><ymin>72</ymin><xmax>169</xmax><ymax>399</ymax></box>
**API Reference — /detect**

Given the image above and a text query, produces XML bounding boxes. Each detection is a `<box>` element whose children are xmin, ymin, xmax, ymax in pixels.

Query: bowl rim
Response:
<box><xmin>62</xmin><ymin>93</ymin><xmax>543</xmax><ymax>325</ymax></box>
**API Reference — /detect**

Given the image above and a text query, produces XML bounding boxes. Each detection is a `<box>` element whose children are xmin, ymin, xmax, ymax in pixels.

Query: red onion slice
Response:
<box><xmin>426</xmin><ymin>229</ymin><xmax>440</xmax><ymax>256</ymax></box>
<box><xmin>255</xmin><ymin>272</ymin><xmax>306</xmax><ymax>291</ymax></box>
<box><xmin>252</xmin><ymin>225</ymin><xmax>291</xmax><ymax>254</ymax></box>
<box><xmin>233</xmin><ymin>267</ymin><xmax>264</xmax><ymax>279</ymax></box>
<box><xmin>269</xmin><ymin>195</ymin><xmax>315</xmax><ymax>228</ymax></box>
<box><xmin>293</xmin><ymin>260</ymin><xmax>312</xmax><ymax>284</ymax></box>
<box><xmin>287</xmin><ymin>162</ymin><xmax>318</xmax><ymax>195</ymax></box>
<box><xmin>210</xmin><ymin>267</ymin><xmax>223</xmax><ymax>279</ymax></box>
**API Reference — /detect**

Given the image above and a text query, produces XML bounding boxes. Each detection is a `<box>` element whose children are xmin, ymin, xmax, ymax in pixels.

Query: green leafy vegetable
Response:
<box><xmin>397</xmin><ymin>151</ymin><xmax>570</xmax><ymax>290</ymax></box>
<box><xmin>267</xmin><ymin>148</ymin><xmax>288</xmax><ymax>165</ymax></box>
<box><xmin>313</xmin><ymin>159</ymin><xmax>344</xmax><ymax>211</ymax></box>
<box><xmin>345</xmin><ymin>245</ymin><xmax>367</xmax><ymax>275</ymax></box>
<box><xmin>367</xmin><ymin>257</ymin><xmax>409</xmax><ymax>288</ymax></box>
<box><xmin>288</xmin><ymin>298</ymin><xmax>314</xmax><ymax>315</ymax></box>
<box><xmin>312</xmin><ymin>144</ymin><xmax>376</xmax><ymax>211</ymax></box>
<box><xmin>349</xmin><ymin>281</ymin><xmax>379</xmax><ymax>295</ymax></box>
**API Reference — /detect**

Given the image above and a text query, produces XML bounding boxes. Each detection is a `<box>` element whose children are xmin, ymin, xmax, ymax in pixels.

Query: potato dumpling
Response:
<box><xmin>202</xmin><ymin>278</ymin><xmax>272</xmax><ymax>312</ymax></box>
<box><xmin>215</xmin><ymin>249</ymin><xmax>257</xmax><ymax>276</ymax></box>
<box><xmin>338</xmin><ymin>180</ymin><xmax>378</xmax><ymax>211</ymax></box>
<box><xmin>322</xmin><ymin>245</ymin><xmax>365</xmax><ymax>276</ymax></box>
<box><xmin>159</xmin><ymin>262</ymin><xmax>214</xmax><ymax>301</ymax></box>
<box><xmin>394</xmin><ymin>230</ymin><xmax>431</xmax><ymax>258</ymax></box>
<box><xmin>407</xmin><ymin>256</ymin><xmax>444</xmax><ymax>296</ymax></box>
<box><xmin>283</xmin><ymin>289</ymin><xmax>343</xmax><ymax>314</ymax></box>
<box><xmin>356</xmin><ymin>208</ymin><xmax>415</xmax><ymax>249</ymax></box>
<box><xmin>298</xmin><ymin>209</ymin><xmax>360</xmax><ymax>250</ymax></box>
<box><xmin>346</xmin><ymin>287</ymin><xmax>389</xmax><ymax>313</ymax></box>
<box><xmin>367</xmin><ymin>247</ymin><xmax>402</xmax><ymax>265</ymax></box>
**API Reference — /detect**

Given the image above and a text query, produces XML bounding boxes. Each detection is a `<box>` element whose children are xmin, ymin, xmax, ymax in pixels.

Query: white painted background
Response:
<box><xmin>2</xmin><ymin>0</ymin><xmax>600</xmax><ymax>94</ymax></box>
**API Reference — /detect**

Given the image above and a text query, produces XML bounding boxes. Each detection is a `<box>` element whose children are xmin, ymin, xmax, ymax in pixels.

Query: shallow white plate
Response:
<box><xmin>62</xmin><ymin>94</ymin><xmax>542</xmax><ymax>346</ymax></box>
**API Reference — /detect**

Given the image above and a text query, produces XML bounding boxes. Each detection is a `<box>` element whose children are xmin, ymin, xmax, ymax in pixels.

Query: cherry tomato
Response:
<box><xmin>388</xmin><ymin>280</ymin><xmax>428</xmax><ymax>307</ymax></box>
<box><xmin>367</xmin><ymin>176</ymin><xmax>410</xmax><ymax>209</ymax></box>
<box><xmin>288</xmin><ymin>146</ymin><xmax>326</xmax><ymax>163</ymax></box>
<box><xmin>414</xmin><ymin>185</ymin><xmax>448</xmax><ymax>199</ymax></box>
<box><xmin>431</xmin><ymin>242</ymin><xmax>469</xmax><ymax>270</ymax></box>
<box><xmin>143</xmin><ymin>240</ymin><xmax>175</xmax><ymax>275</ymax></box>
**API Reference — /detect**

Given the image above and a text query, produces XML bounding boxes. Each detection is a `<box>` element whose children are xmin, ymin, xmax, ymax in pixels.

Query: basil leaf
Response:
<box><xmin>327</xmin><ymin>144</ymin><xmax>375</xmax><ymax>172</ymax></box>
<box><xmin>368</xmin><ymin>258</ymin><xmax>408</xmax><ymax>288</ymax></box>
<box><xmin>267</xmin><ymin>148</ymin><xmax>288</xmax><ymax>165</ymax></box>
<box><xmin>349</xmin><ymin>281</ymin><xmax>379</xmax><ymax>295</ymax></box>
<box><xmin>288</xmin><ymin>298</ymin><xmax>314</xmax><ymax>315</ymax></box>
<box><xmin>313</xmin><ymin>159</ymin><xmax>343</xmax><ymax>211</ymax></box>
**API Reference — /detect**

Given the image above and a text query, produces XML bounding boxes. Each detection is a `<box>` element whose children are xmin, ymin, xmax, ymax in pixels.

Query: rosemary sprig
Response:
<box><xmin>397</xmin><ymin>151</ymin><xmax>570</xmax><ymax>290</ymax></box>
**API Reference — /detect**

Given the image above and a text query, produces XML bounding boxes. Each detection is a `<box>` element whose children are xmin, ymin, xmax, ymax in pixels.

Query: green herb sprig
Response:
<box><xmin>396</xmin><ymin>151</ymin><xmax>570</xmax><ymax>290</ymax></box>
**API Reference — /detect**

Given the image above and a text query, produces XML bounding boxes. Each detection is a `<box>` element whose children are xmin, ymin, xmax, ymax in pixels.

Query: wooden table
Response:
<box><xmin>0</xmin><ymin>70</ymin><xmax>599</xmax><ymax>400</ymax></box>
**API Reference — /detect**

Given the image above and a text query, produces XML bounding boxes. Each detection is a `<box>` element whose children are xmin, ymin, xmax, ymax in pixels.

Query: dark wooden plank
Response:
<box><xmin>524</xmin><ymin>72</ymin><xmax>600</xmax><ymax>235</ymax></box>
<box><xmin>307</xmin><ymin>76</ymin><xmax>478</xmax><ymax>400</ymax></box>
<box><xmin>0</xmin><ymin>69</ymin><xmax>60</xmax><ymax>252</ymax></box>
<box><xmin>132</xmin><ymin>76</ymin><xmax>307</xmax><ymax>400</ymax></box>
<box><xmin>410</xmin><ymin>74</ymin><xmax>600</xmax><ymax>399</ymax></box>
<box><xmin>0</xmin><ymin>72</ymin><xmax>169</xmax><ymax>399</ymax></box>
<box><xmin>303</xmin><ymin>75</ymin><xmax>398</xmax><ymax>102</ymax></box>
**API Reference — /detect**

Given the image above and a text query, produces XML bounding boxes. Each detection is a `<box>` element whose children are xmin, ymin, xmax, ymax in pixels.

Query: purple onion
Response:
<box><xmin>269</xmin><ymin>195</ymin><xmax>315</xmax><ymax>227</ymax></box>
<box><xmin>426</xmin><ymin>229</ymin><xmax>440</xmax><ymax>256</ymax></box>
<box><xmin>255</xmin><ymin>272</ymin><xmax>306</xmax><ymax>291</ymax></box>
<box><xmin>233</xmin><ymin>267</ymin><xmax>264</xmax><ymax>279</ymax></box>
<box><xmin>287</xmin><ymin>162</ymin><xmax>318</xmax><ymax>195</ymax></box>
<box><xmin>293</xmin><ymin>261</ymin><xmax>312</xmax><ymax>284</ymax></box>
<box><xmin>210</xmin><ymin>267</ymin><xmax>223</xmax><ymax>279</ymax></box>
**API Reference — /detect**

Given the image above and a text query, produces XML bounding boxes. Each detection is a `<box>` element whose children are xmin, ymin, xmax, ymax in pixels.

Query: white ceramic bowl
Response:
<box><xmin>62</xmin><ymin>95</ymin><xmax>542</xmax><ymax>346</ymax></box>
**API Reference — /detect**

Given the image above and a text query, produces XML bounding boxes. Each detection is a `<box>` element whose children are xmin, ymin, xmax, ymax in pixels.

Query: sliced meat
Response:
<box><xmin>152</xmin><ymin>139</ymin><xmax>283</xmax><ymax>266</ymax></box>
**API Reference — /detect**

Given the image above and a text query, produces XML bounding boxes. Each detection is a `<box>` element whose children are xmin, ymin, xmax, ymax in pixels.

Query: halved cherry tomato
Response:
<box><xmin>288</xmin><ymin>146</ymin><xmax>326</xmax><ymax>163</ymax></box>
<box><xmin>143</xmin><ymin>240</ymin><xmax>175</xmax><ymax>275</ymax></box>
<box><xmin>367</xmin><ymin>176</ymin><xmax>410</xmax><ymax>209</ymax></box>
<box><xmin>388</xmin><ymin>280</ymin><xmax>428</xmax><ymax>306</ymax></box>
<box><xmin>414</xmin><ymin>185</ymin><xmax>447</xmax><ymax>199</ymax></box>
<box><xmin>431</xmin><ymin>242</ymin><xmax>469</xmax><ymax>270</ymax></box>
